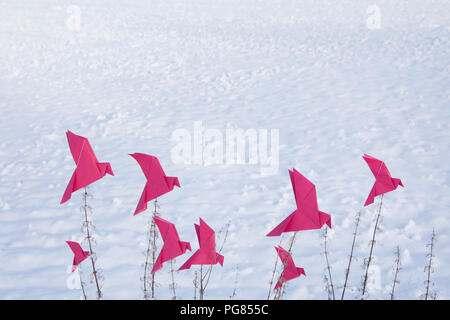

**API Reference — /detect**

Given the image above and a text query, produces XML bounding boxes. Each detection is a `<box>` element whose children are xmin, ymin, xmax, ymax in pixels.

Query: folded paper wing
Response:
<box><xmin>151</xmin><ymin>216</ymin><xmax>191</xmax><ymax>273</ymax></box>
<box><xmin>61</xmin><ymin>131</ymin><xmax>114</xmax><ymax>204</ymax></box>
<box><xmin>267</xmin><ymin>168</ymin><xmax>331</xmax><ymax>237</ymax></box>
<box><xmin>130</xmin><ymin>153</ymin><xmax>180</xmax><ymax>215</ymax></box>
<box><xmin>274</xmin><ymin>245</ymin><xmax>305</xmax><ymax>290</ymax></box>
<box><xmin>66</xmin><ymin>241</ymin><xmax>90</xmax><ymax>272</ymax></box>
<box><xmin>178</xmin><ymin>218</ymin><xmax>224</xmax><ymax>270</ymax></box>
<box><xmin>363</xmin><ymin>154</ymin><xmax>404</xmax><ymax>207</ymax></box>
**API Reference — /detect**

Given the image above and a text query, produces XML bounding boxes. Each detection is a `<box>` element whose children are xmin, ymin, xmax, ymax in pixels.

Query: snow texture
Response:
<box><xmin>0</xmin><ymin>0</ymin><xmax>449</xmax><ymax>299</ymax></box>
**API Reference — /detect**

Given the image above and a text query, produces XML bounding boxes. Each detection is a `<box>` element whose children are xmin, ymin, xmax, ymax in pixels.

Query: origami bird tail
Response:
<box><xmin>98</xmin><ymin>162</ymin><xmax>114</xmax><ymax>176</ymax></box>
<box><xmin>216</xmin><ymin>253</ymin><xmax>224</xmax><ymax>267</ymax></box>
<box><xmin>319</xmin><ymin>211</ymin><xmax>332</xmax><ymax>229</ymax></box>
<box><xmin>297</xmin><ymin>267</ymin><xmax>306</xmax><ymax>276</ymax></box>
<box><xmin>166</xmin><ymin>176</ymin><xmax>180</xmax><ymax>189</ymax></box>
<box><xmin>181</xmin><ymin>241</ymin><xmax>191</xmax><ymax>253</ymax></box>
<box><xmin>392</xmin><ymin>178</ymin><xmax>404</xmax><ymax>188</ymax></box>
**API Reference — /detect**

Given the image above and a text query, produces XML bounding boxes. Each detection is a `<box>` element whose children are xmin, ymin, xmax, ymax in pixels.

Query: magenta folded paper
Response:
<box><xmin>130</xmin><ymin>153</ymin><xmax>180</xmax><ymax>215</ymax></box>
<box><xmin>152</xmin><ymin>216</ymin><xmax>191</xmax><ymax>274</ymax></box>
<box><xmin>363</xmin><ymin>154</ymin><xmax>404</xmax><ymax>206</ymax></box>
<box><xmin>66</xmin><ymin>241</ymin><xmax>89</xmax><ymax>272</ymax></box>
<box><xmin>267</xmin><ymin>168</ymin><xmax>331</xmax><ymax>237</ymax></box>
<box><xmin>178</xmin><ymin>218</ymin><xmax>224</xmax><ymax>270</ymax></box>
<box><xmin>274</xmin><ymin>245</ymin><xmax>305</xmax><ymax>290</ymax></box>
<box><xmin>60</xmin><ymin>131</ymin><xmax>114</xmax><ymax>204</ymax></box>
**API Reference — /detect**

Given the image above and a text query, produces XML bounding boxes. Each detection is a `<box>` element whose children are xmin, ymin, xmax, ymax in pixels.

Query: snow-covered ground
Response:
<box><xmin>0</xmin><ymin>0</ymin><xmax>449</xmax><ymax>299</ymax></box>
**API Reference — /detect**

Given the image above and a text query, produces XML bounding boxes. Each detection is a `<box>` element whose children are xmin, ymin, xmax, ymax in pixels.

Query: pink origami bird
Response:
<box><xmin>363</xmin><ymin>154</ymin><xmax>404</xmax><ymax>206</ymax></box>
<box><xmin>129</xmin><ymin>153</ymin><xmax>180</xmax><ymax>215</ymax></box>
<box><xmin>274</xmin><ymin>245</ymin><xmax>305</xmax><ymax>290</ymax></box>
<box><xmin>267</xmin><ymin>168</ymin><xmax>331</xmax><ymax>237</ymax></box>
<box><xmin>66</xmin><ymin>241</ymin><xmax>90</xmax><ymax>272</ymax></box>
<box><xmin>60</xmin><ymin>131</ymin><xmax>114</xmax><ymax>204</ymax></box>
<box><xmin>151</xmin><ymin>216</ymin><xmax>191</xmax><ymax>274</ymax></box>
<box><xmin>178</xmin><ymin>218</ymin><xmax>224</xmax><ymax>270</ymax></box>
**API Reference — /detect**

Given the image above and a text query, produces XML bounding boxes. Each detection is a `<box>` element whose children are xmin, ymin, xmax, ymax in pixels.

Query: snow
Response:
<box><xmin>0</xmin><ymin>0</ymin><xmax>449</xmax><ymax>299</ymax></box>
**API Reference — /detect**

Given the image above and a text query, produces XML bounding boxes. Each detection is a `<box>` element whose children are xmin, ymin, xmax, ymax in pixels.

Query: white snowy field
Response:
<box><xmin>0</xmin><ymin>0</ymin><xmax>449</xmax><ymax>300</ymax></box>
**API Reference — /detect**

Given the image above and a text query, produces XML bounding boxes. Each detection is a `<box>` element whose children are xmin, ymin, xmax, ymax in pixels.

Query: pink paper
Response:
<box><xmin>178</xmin><ymin>218</ymin><xmax>224</xmax><ymax>270</ymax></box>
<box><xmin>130</xmin><ymin>153</ymin><xmax>180</xmax><ymax>215</ymax></box>
<box><xmin>66</xmin><ymin>241</ymin><xmax>89</xmax><ymax>272</ymax></box>
<box><xmin>151</xmin><ymin>216</ymin><xmax>191</xmax><ymax>274</ymax></box>
<box><xmin>60</xmin><ymin>131</ymin><xmax>113</xmax><ymax>204</ymax></box>
<box><xmin>267</xmin><ymin>168</ymin><xmax>331</xmax><ymax>236</ymax></box>
<box><xmin>363</xmin><ymin>154</ymin><xmax>404</xmax><ymax>206</ymax></box>
<box><xmin>274</xmin><ymin>245</ymin><xmax>305</xmax><ymax>289</ymax></box>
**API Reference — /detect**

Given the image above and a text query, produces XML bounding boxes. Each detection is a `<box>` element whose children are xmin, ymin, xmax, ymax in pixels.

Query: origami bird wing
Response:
<box><xmin>178</xmin><ymin>219</ymin><xmax>222</xmax><ymax>270</ymax></box>
<box><xmin>130</xmin><ymin>153</ymin><xmax>168</xmax><ymax>186</ymax></box>
<box><xmin>274</xmin><ymin>246</ymin><xmax>304</xmax><ymax>289</ymax></box>
<box><xmin>67</xmin><ymin>131</ymin><xmax>98</xmax><ymax>164</ymax></box>
<box><xmin>363</xmin><ymin>154</ymin><xmax>404</xmax><ymax>206</ymax></box>
<box><xmin>66</xmin><ymin>241</ymin><xmax>89</xmax><ymax>272</ymax></box>
<box><xmin>61</xmin><ymin>131</ymin><xmax>113</xmax><ymax>204</ymax></box>
<box><xmin>154</xmin><ymin>216</ymin><xmax>180</xmax><ymax>244</ymax></box>
<box><xmin>130</xmin><ymin>153</ymin><xmax>180</xmax><ymax>215</ymax></box>
<box><xmin>290</xmin><ymin>169</ymin><xmax>320</xmax><ymax>225</ymax></box>
<box><xmin>363</xmin><ymin>154</ymin><xmax>390</xmax><ymax>179</ymax></box>
<box><xmin>198</xmin><ymin>218</ymin><xmax>216</xmax><ymax>254</ymax></box>
<box><xmin>152</xmin><ymin>216</ymin><xmax>191</xmax><ymax>273</ymax></box>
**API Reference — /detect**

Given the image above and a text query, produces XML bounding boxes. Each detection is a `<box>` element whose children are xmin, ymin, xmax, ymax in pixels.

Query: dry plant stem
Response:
<box><xmin>323</xmin><ymin>228</ymin><xmax>335</xmax><ymax>300</ymax></box>
<box><xmin>274</xmin><ymin>252</ymin><xmax>291</xmax><ymax>300</ymax></box>
<box><xmin>424</xmin><ymin>230</ymin><xmax>436</xmax><ymax>300</ymax></box>
<box><xmin>273</xmin><ymin>231</ymin><xmax>298</xmax><ymax>300</ymax></box>
<box><xmin>143</xmin><ymin>198</ymin><xmax>159</xmax><ymax>300</ymax></box>
<box><xmin>199</xmin><ymin>265</ymin><xmax>204</xmax><ymax>300</ymax></box>
<box><xmin>193</xmin><ymin>271</ymin><xmax>198</xmax><ymax>300</ymax></box>
<box><xmin>229</xmin><ymin>265</ymin><xmax>239</xmax><ymax>299</ymax></box>
<box><xmin>361</xmin><ymin>194</ymin><xmax>384</xmax><ymax>299</ymax></box>
<box><xmin>82</xmin><ymin>187</ymin><xmax>102</xmax><ymax>299</ymax></box>
<box><xmin>390</xmin><ymin>246</ymin><xmax>401</xmax><ymax>300</ymax></box>
<box><xmin>267</xmin><ymin>236</ymin><xmax>284</xmax><ymax>300</ymax></box>
<box><xmin>78</xmin><ymin>267</ymin><xmax>87</xmax><ymax>300</ymax></box>
<box><xmin>199</xmin><ymin>222</ymin><xmax>230</xmax><ymax>300</ymax></box>
<box><xmin>170</xmin><ymin>259</ymin><xmax>177</xmax><ymax>299</ymax></box>
<box><xmin>341</xmin><ymin>211</ymin><xmax>361</xmax><ymax>300</ymax></box>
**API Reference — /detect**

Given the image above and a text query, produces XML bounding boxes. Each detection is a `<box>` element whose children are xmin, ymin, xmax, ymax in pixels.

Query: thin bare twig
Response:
<box><xmin>82</xmin><ymin>187</ymin><xmax>102</xmax><ymax>299</ymax></box>
<box><xmin>390</xmin><ymin>246</ymin><xmax>401</xmax><ymax>300</ymax></box>
<box><xmin>267</xmin><ymin>236</ymin><xmax>283</xmax><ymax>300</ymax></box>
<box><xmin>424</xmin><ymin>229</ymin><xmax>437</xmax><ymax>300</ymax></box>
<box><xmin>170</xmin><ymin>259</ymin><xmax>177</xmax><ymax>300</ymax></box>
<box><xmin>199</xmin><ymin>221</ymin><xmax>230</xmax><ymax>300</ymax></box>
<box><xmin>341</xmin><ymin>211</ymin><xmax>361</xmax><ymax>300</ymax></box>
<box><xmin>323</xmin><ymin>228</ymin><xmax>335</xmax><ymax>300</ymax></box>
<box><xmin>273</xmin><ymin>232</ymin><xmax>298</xmax><ymax>300</ymax></box>
<box><xmin>143</xmin><ymin>198</ymin><xmax>159</xmax><ymax>299</ymax></box>
<box><xmin>361</xmin><ymin>194</ymin><xmax>384</xmax><ymax>299</ymax></box>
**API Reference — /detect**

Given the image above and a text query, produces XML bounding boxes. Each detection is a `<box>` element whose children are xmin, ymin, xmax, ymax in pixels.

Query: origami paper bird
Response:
<box><xmin>151</xmin><ymin>216</ymin><xmax>191</xmax><ymax>273</ymax></box>
<box><xmin>66</xmin><ymin>241</ymin><xmax>90</xmax><ymax>272</ymax></box>
<box><xmin>129</xmin><ymin>153</ymin><xmax>180</xmax><ymax>216</ymax></box>
<box><xmin>363</xmin><ymin>154</ymin><xmax>404</xmax><ymax>206</ymax></box>
<box><xmin>60</xmin><ymin>131</ymin><xmax>114</xmax><ymax>204</ymax></box>
<box><xmin>178</xmin><ymin>218</ymin><xmax>224</xmax><ymax>270</ymax></box>
<box><xmin>267</xmin><ymin>168</ymin><xmax>331</xmax><ymax>237</ymax></box>
<box><xmin>274</xmin><ymin>245</ymin><xmax>305</xmax><ymax>290</ymax></box>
